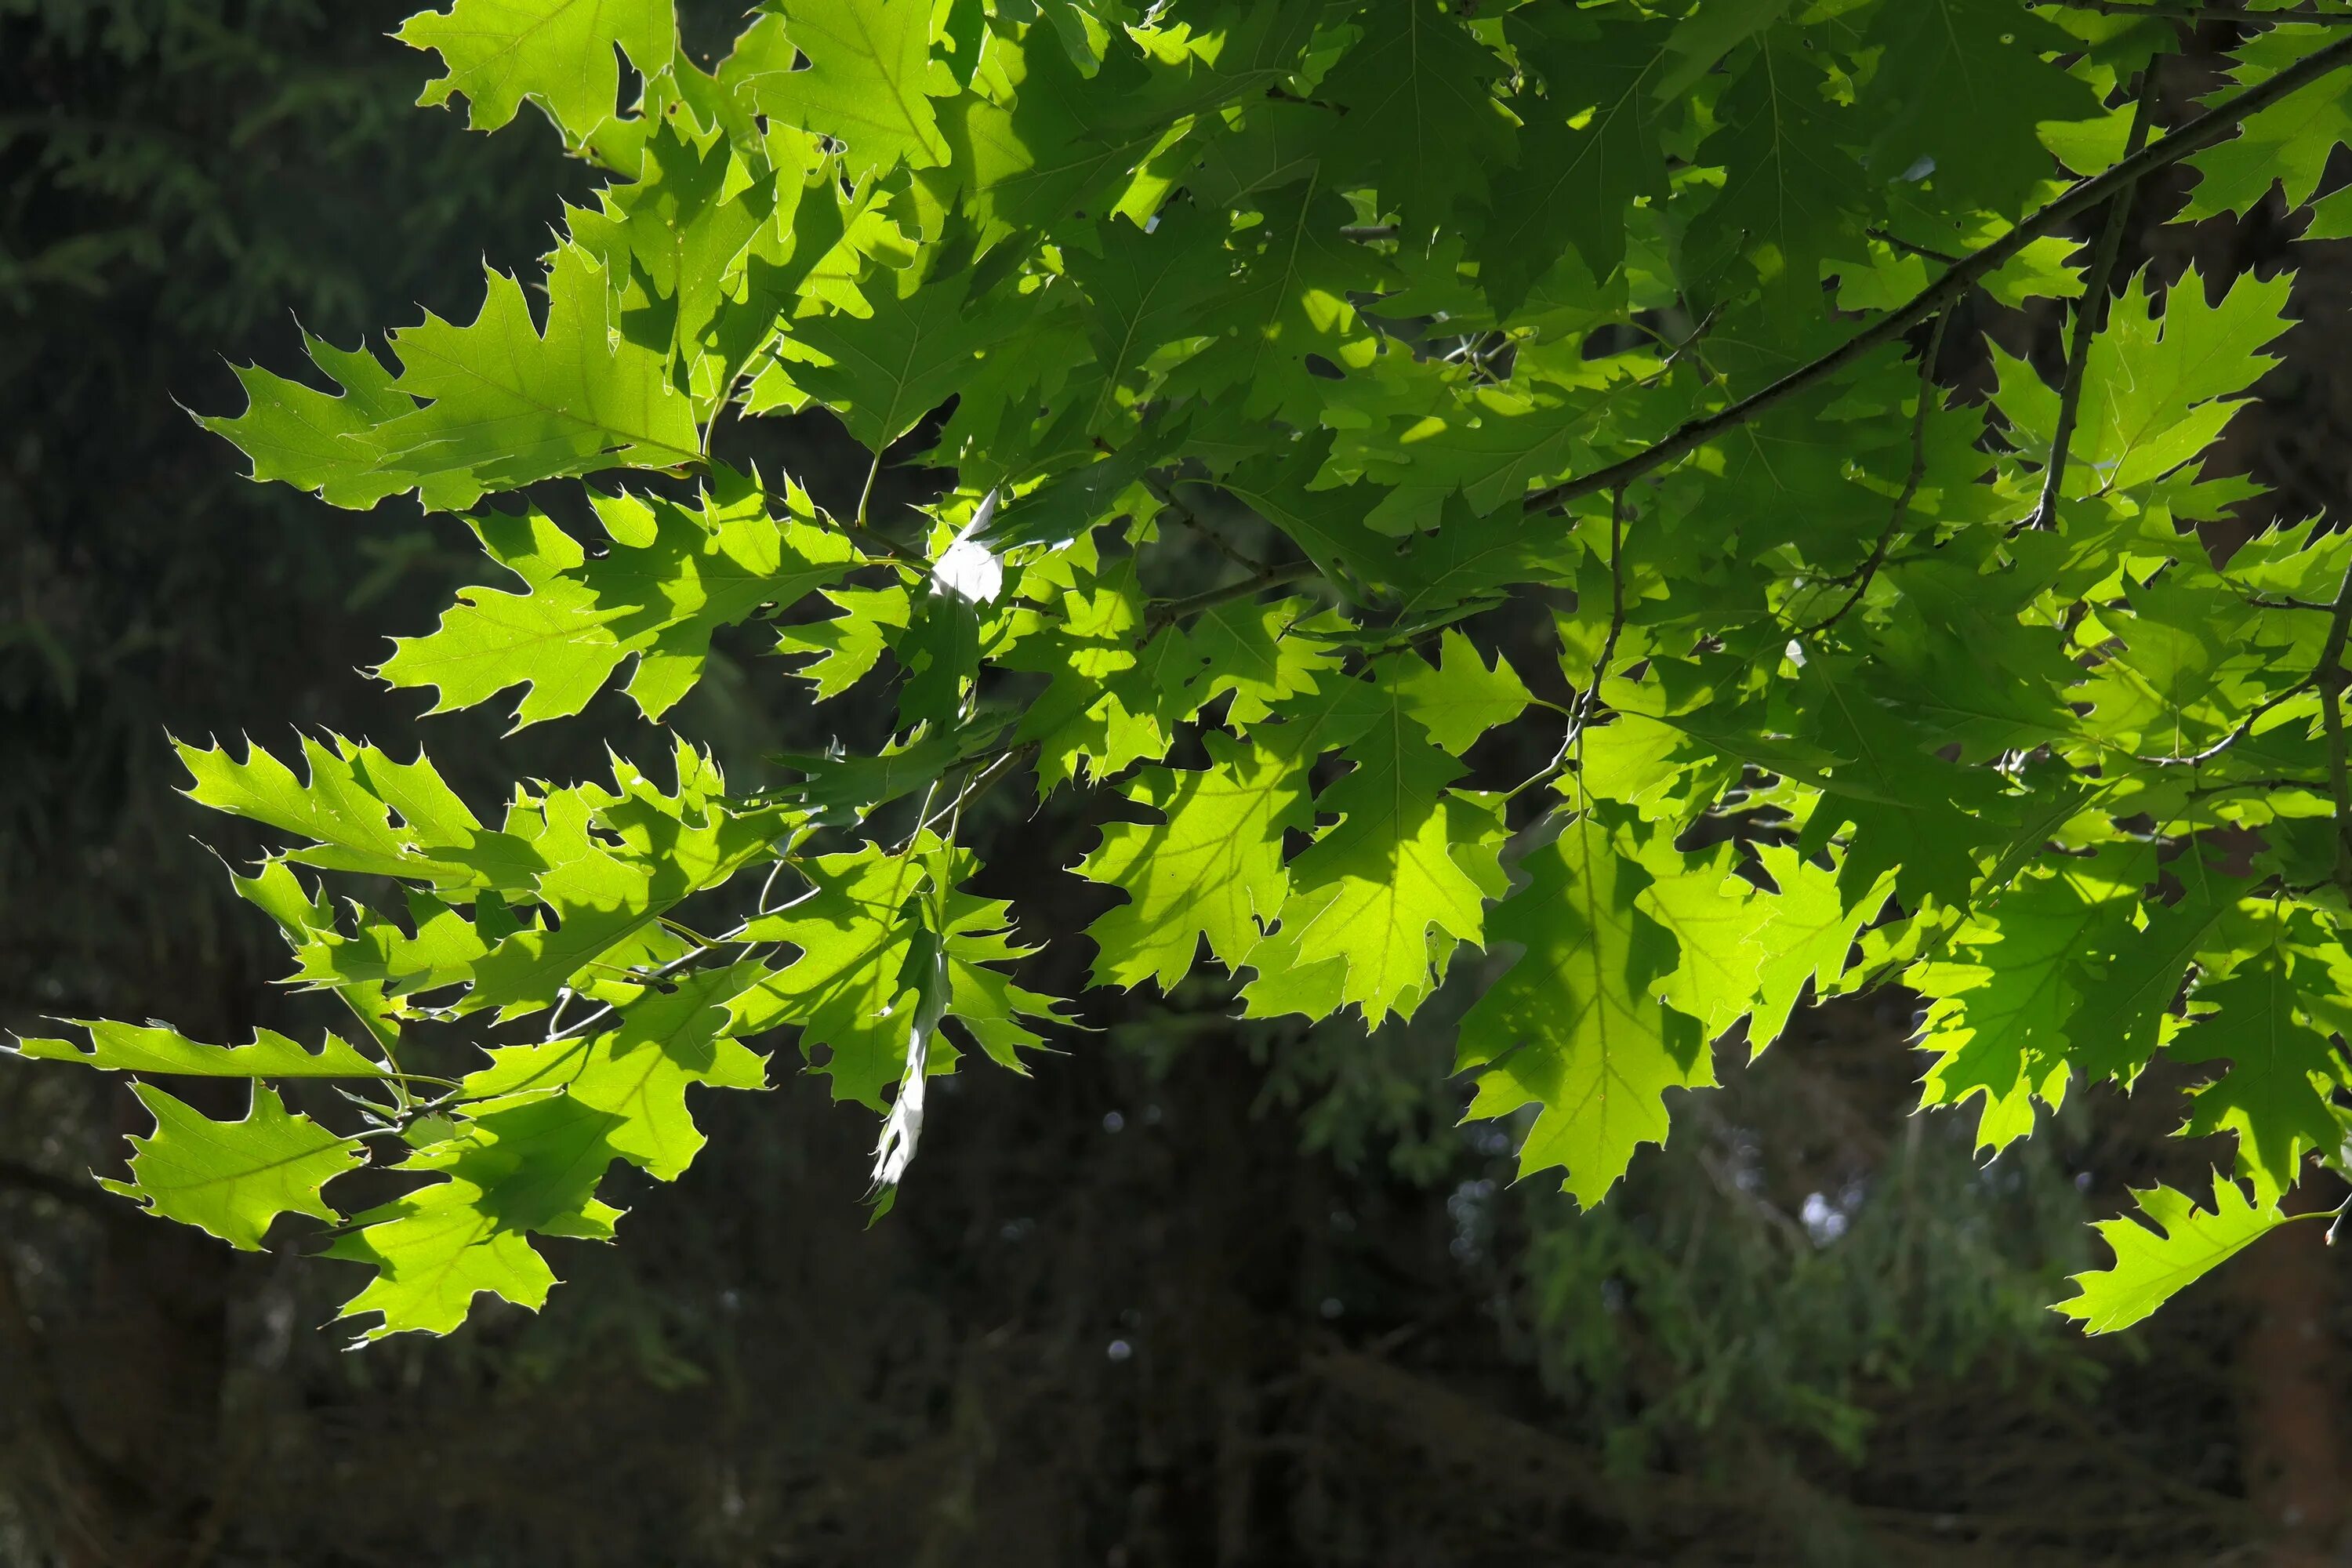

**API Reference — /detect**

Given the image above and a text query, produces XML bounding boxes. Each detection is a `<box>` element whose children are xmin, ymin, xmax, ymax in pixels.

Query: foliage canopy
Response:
<box><xmin>16</xmin><ymin>0</ymin><xmax>2352</xmax><ymax>1345</ymax></box>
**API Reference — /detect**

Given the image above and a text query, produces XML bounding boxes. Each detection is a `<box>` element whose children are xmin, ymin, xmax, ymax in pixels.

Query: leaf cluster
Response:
<box><xmin>17</xmin><ymin>0</ymin><xmax>2352</xmax><ymax>1338</ymax></box>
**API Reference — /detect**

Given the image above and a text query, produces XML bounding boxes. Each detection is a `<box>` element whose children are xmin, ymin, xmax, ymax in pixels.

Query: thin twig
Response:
<box><xmin>906</xmin><ymin>750</ymin><xmax>1018</xmax><ymax>848</ymax></box>
<box><xmin>754</xmin><ymin>855</ymin><xmax>795</xmax><ymax>915</ymax></box>
<box><xmin>1800</xmin><ymin>311</ymin><xmax>1952</xmax><ymax>635</ymax></box>
<box><xmin>1639</xmin><ymin>303</ymin><xmax>1722</xmax><ymax>377</ymax></box>
<box><xmin>1867</xmin><ymin>228</ymin><xmax>1963</xmax><ymax>266</ymax></box>
<box><xmin>2024</xmin><ymin>77</ymin><xmax>2159</xmax><ymax>535</ymax></box>
<box><xmin>1520</xmin><ymin>33</ymin><xmax>2352</xmax><ymax>517</ymax></box>
<box><xmin>2133</xmin><ymin>676</ymin><xmax>2315</xmax><ymax>764</ymax></box>
<box><xmin>535</xmin><ymin>935</ymin><xmax>737</xmax><ymax>1045</ymax></box>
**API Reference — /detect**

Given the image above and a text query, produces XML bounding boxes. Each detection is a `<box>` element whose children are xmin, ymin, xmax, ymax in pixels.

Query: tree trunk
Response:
<box><xmin>2237</xmin><ymin>1174</ymin><xmax>2348</xmax><ymax>1567</ymax></box>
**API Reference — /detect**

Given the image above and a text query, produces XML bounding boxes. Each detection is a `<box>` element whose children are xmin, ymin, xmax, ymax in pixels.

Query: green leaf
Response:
<box><xmin>330</xmin><ymin>1195</ymin><xmax>561</xmax><ymax>1342</ymax></box>
<box><xmin>790</xmin><ymin>271</ymin><xmax>1027</xmax><ymax>452</ymax></box>
<box><xmin>1352</xmin><ymin>387</ymin><xmax>1608</xmax><ymax>536</ymax></box>
<box><xmin>330</xmin><ymin>1094</ymin><xmax>630</xmax><ymax>1341</ymax></box>
<box><xmin>14</xmin><ymin>1022</ymin><xmax>394</xmax><ymax>1080</ymax></box>
<box><xmin>1792</xmin><ymin>652</ymin><xmax>2007</xmax><ymax>909</ymax></box>
<box><xmin>177</xmin><ymin>732</ymin><xmax>515</xmax><ymax>892</ymax></box>
<box><xmin>398</xmin><ymin>0</ymin><xmax>676</xmax><ymax>144</ymax></box>
<box><xmin>1746</xmin><ymin>844</ymin><xmax>1886</xmax><ymax>1052</ymax></box>
<box><xmin>776</xmin><ymin>582</ymin><xmax>911</xmax><ymax>698</ymax></box>
<box><xmin>999</xmin><ymin>548</ymin><xmax>1183</xmax><ymax>786</ymax></box>
<box><xmin>771</xmin><ymin>716</ymin><xmax>1007</xmax><ymax>820</ymax></box>
<box><xmin>1913</xmin><ymin>848</ymin><xmax>2150</xmax><ymax>1156</ymax></box>
<box><xmin>1475</xmin><ymin>14</ymin><xmax>1668</xmax><ymax>308</ymax></box>
<box><xmin>1997</xmin><ymin>267</ymin><xmax>2292</xmax><ymax>510</ymax></box>
<box><xmin>1175</xmin><ymin>596</ymin><xmax>1342</xmax><ymax>728</ymax></box>
<box><xmin>202</xmin><ymin>332</ymin><xmax>419</xmax><ymax>510</ymax></box>
<box><xmin>379</xmin><ymin>245</ymin><xmax>706</xmax><ymax>508</ymax></box>
<box><xmin>1457</xmin><ymin>811</ymin><xmax>1712</xmax><ymax>1208</ymax></box>
<box><xmin>1256</xmin><ymin>671</ymin><xmax>1500</xmax><ymax>1025</ymax></box>
<box><xmin>1391</xmin><ymin>629</ymin><xmax>1531</xmax><ymax>757</ymax></box>
<box><xmin>1318</xmin><ymin>0</ymin><xmax>1515</xmax><ymax>231</ymax></box>
<box><xmin>920</xmin><ymin>25</ymin><xmax>1168</xmax><ymax>244</ymax></box>
<box><xmin>378</xmin><ymin>471</ymin><xmax>855</xmax><ymax>726</ymax></box>
<box><xmin>1687</xmin><ymin>31</ymin><xmax>1864</xmax><ymax>313</ymax></box>
<box><xmin>1855</xmin><ymin>0</ymin><xmax>2096</xmax><ymax>220</ymax></box>
<box><xmin>1080</xmin><ymin>729</ymin><xmax>1308</xmax><ymax>989</ymax></box>
<box><xmin>2068</xmin><ymin>869</ymin><xmax>2233</xmax><ymax>1083</ymax></box>
<box><xmin>1654</xmin><ymin>0</ymin><xmax>1789</xmax><ymax>100</ymax></box>
<box><xmin>735</xmin><ymin>843</ymin><xmax>927</xmax><ymax>1106</ymax></box>
<box><xmin>101</xmin><ymin>1083</ymin><xmax>364</xmax><ymax>1251</ymax></box>
<box><xmin>2185</xmin><ymin>27</ymin><xmax>2352</xmax><ymax>220</ymax></box>
<box><xmin>1167</xmin><ymin>174</ymin><xmax>1391</xmax><ymax>428</ymax></box>
<box><xmin>1628</xmin><ymin>837</ymin><xmax>1769</xmax><ymax>1044</ymax></box>
<box><xmin>459</xmin><ymin>774</ymin><xmax>788</xmax><ymax>1015</ymax></box>
<box><xmin>939</xmin><ymin>877</ymin><xmax>1073</xmax><ymax>1069</ymax></box>
<box><xmin>735</xmin><ymin>841</ymin><xmax>1061</xmax><ymax>1105</ymax></box>
<box><xmin>733</xmin><ymin>0</ymin><xmax>953</xmax><ymax>180</ymax></box>
<box><xmin>1062</xmin><ymin>205</ymin><xmax>1230</xmax><ymax>437</ymax></box>
<box><xmin>461</xmin><ymin>961</ymin><xmax>771</xmax><ymax>1179</ymax></box>
<box><xmin>2172</xmin><ymin>947</ymin><xmax>2349</xmax><ymax>1199</ymax></box>
<box><xmin>566</xmin><ymin>118</ymin><xmax>784</xmax><ymax>402</ymax></box>
<box><xmin>2056</xmin><ymin>1174</ymin><xmax>2297</xmax><ymax>1334</ymax></box>
<box><xmin>208</xmin><ymin>245</ymin><xmax>702</xmax><ymax>513</ymax></box>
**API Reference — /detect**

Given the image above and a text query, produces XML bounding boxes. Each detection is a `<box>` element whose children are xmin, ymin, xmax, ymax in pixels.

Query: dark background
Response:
<box><xmin>2</xmin><ymin>5</ymin><xmax>2348</xmax><ymax>1564</ymax></box>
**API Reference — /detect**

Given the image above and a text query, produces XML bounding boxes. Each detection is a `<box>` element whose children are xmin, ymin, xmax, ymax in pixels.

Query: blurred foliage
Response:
<box><xmin>0</xmin><ymin>0</ymin><xmax>583</xmax><ymax>1008</ymax></box>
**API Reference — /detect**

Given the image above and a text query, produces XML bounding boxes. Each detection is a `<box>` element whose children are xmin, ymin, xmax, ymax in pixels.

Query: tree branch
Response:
<box><xmin>1142</xmin><ymin>561</ymin><xmax>1320</xmax><ymax>633</ymax></box>
<box><xmin>2044</xmin><ymin>0</ymin><xmax>2352</xmax><ymax>24</ymax></box>
<box><xmin>1522</xmin><ymin>32</ymin><xmax>2352</xmax><ymax>517</ymax></box>
<box><xmin>2025</xmin><ymin>77</ymin><xmax>2159</xmax><ymax>535</ymax></box>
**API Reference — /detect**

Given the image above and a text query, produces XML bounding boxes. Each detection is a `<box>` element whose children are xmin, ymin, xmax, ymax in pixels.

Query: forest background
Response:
<box><xmin>2</xmin><ymin>1</ymin><xmax>2350</xmax><ymax>1565</ymax></box>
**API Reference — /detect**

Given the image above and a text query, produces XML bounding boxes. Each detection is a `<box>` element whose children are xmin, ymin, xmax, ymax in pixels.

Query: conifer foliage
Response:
<box><xmin>16</xmin><ymin>0</ymin><xmax>2352</xmax><ymax>1341</ymax></box>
